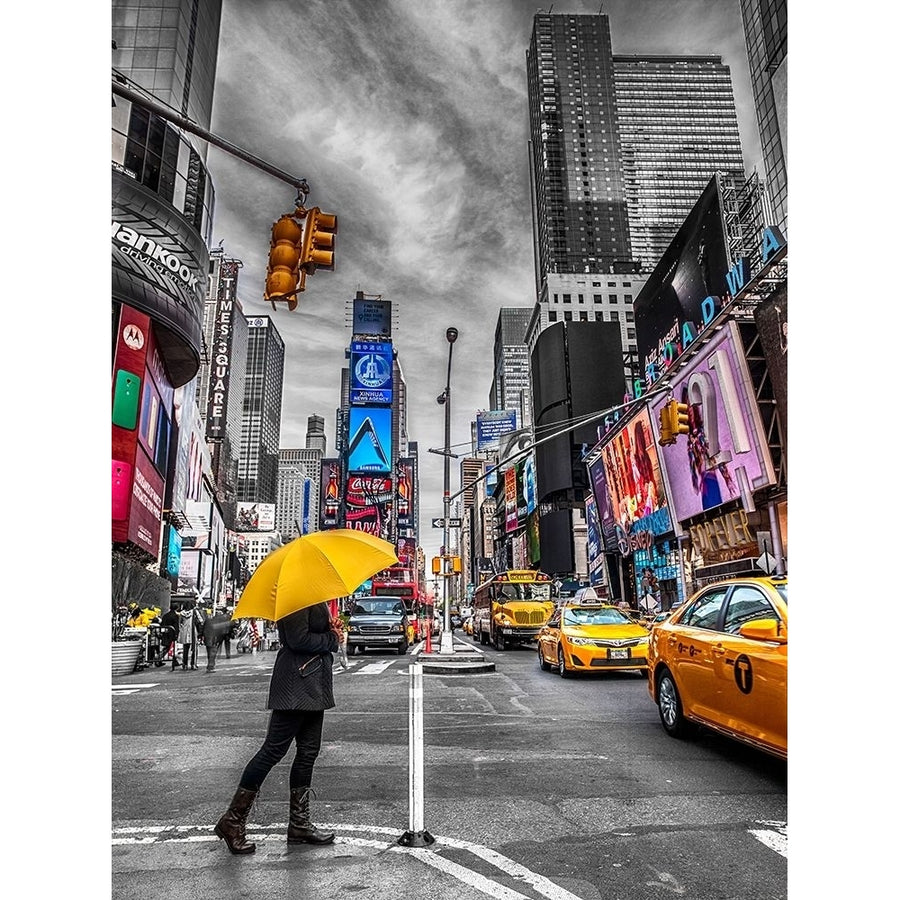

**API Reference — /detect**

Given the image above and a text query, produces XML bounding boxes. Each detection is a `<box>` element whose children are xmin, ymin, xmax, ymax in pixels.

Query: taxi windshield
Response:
<box><xmin>563</xmin><ymin>606</ymin><xmax>632</xmax><ymax>626</ymax></box>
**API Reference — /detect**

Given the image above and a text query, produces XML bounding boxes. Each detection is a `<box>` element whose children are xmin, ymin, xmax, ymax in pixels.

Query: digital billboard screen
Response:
<box><xmin>600</xmin><ymin>407</ymin><xmax>671</xmax><ymax>538</ymax></box>
<box><xmin>347</xmin><ymin>406</ymin><xmax>392</xmax><ymax>474</ymax></box>
<box><xmin>350</xmin><ymin>340</ymin><xmax>393</xmax><ymax>405</ymax></box>
<box><xmin>634</xmin><ymin>176</ymin><xmax>732</xmax><ymax>387</ymax></box>
<box><xmin>476</xmin><ymin>410</ymin><xmax>517</xmax><ymax>449</ymax></box>
<box><xmin>649</xmin><ymin>320</ymin><xmax>775</xmax><ymax>523</ymax></box>
<box><xmin>344</xmin><ymin>475</ymin><xmax>393</xmax><ymax>538</ymax></box>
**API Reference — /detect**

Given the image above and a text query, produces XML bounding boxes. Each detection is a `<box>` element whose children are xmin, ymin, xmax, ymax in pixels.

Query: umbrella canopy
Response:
<box><xmin>231</xmin><ymin>529</ymin><xmax>398</xmax><ymax>622</ymax></box>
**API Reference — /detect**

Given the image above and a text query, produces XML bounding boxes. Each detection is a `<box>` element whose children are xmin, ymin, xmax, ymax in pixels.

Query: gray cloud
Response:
<box><xmin>207</xmin><ymin>0</ymin><xmax>761</xmax><ymax>566</ymax></box>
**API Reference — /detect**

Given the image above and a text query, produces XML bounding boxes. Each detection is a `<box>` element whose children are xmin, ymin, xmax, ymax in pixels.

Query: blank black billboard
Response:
<box><xmin>539</xmin><ymin>509</ymin><xmax>575</xmax><ymax>576</ymax></box>
<box><xmin>633</xmin><ymin>175</ymin><xmax>731</xmax><ymax>380</ymax></box>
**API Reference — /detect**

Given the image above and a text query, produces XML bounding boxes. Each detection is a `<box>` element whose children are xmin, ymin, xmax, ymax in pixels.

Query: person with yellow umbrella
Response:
<box><xmin>213</xmin><ymin>530</ymin><xmax>397</xmax><ymax>855</ymax></box>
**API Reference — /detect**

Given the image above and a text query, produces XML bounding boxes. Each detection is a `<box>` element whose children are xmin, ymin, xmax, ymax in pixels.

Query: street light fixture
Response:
<box><xmin>439</xmin><ymin>326</ymin><xmax>458</xmax><ymax>654</ymax></box>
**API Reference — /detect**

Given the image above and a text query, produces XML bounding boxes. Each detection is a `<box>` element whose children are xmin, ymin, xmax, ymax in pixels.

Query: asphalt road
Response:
<box><xmin>112</xmin><ymin>637</ymin><xmax>787</xmax><ymax>900</ymax></box>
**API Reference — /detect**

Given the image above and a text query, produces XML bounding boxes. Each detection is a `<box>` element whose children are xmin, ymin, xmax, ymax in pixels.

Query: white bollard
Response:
<box><xmin>398</xmin><ymin>662</ymin><xmax>434</xmax><ymax>846</ymax></box>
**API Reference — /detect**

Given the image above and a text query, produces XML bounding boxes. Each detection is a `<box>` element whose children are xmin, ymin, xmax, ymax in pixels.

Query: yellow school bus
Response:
<box><xmin>472</xmin><ymin>570</ymin><xmax>555</xmax><ymax>651</ymax></box>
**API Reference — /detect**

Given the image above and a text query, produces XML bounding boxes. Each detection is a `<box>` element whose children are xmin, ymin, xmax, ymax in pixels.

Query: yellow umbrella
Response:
<box><xmin>231</xmin><ymin>529</ymin><xmax>398</xmax><ymax>622</ymax></box>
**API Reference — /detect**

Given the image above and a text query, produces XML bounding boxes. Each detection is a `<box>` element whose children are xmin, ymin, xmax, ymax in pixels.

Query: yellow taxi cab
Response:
<box><xmin>537</xmin><ymin>600</ymin><xmax>651</xmax><ymax>677</ymax></box>
<box><xmin>647</xmin><ymin>575</ymin><xmax>787</xmax><ymax>760</ymax></box>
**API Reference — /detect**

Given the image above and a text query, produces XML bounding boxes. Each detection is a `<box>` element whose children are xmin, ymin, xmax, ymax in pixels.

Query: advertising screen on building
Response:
<box><xmin>504</xmin><ymin>467</ymin><xmax>518</xmax><ymax>533</ymax></box>
<box><xmin>584</xmin><ymin>494</ymin><xmax>603</xmax><ymax>581</ymax></box>
<box><xmin>320</xmin><ymin>459</ymin><xmax>342</xmax><ymax>528</ymax></box>
<box><xmin>235</xmin><ymin>502</ymin><xmax>276</xmax><ymax>532</ymax></box>
<box><xmin>344</xmin><ymin>475</ymin><xmax>393</xmax><ymax>538</ymax></box>
<box><xmin>586</xmin><ymin>455</ymin><xmax>619</xmax><ymax>552</ymax></box>
<box><xmin>352</xmin><ymin>297</ymin><xmax>392</xmax><ymax>336</ymax></box>
<box><xmin>650</xmin><ymin>320</ymin><xmax>776</xmax><ymax>523</ymax></box>
<box><xmin>476</xmin><ymin>410</ymin><xmax>518</xmax><ymax>449</ymax></box>
<box><xmin>350</xmin><ymin>341</ymin><xmax>393</xmax><ymax>405</ymax></box>
<box><xmin>396</xmin><ymin>457</ymin><xmax>415</xmax><ymax>528</ymax></box>
<box><xmin>633</xmin><ymin>176</ymin><xmax>732</xmax><ymax>387</ymax></box>
<box><xmin>347</xmin><ymin>407</ymin><xmax>392</xmax><ymax>474</ymax></box>
<box><xmin>601</xmin><ymin>407</ymin><xmax>670</xmax><ymax>538</ymax></box>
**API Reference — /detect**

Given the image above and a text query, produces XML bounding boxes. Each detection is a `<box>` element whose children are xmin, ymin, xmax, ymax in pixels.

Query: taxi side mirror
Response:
<box><xmin>738</xmin><ymin>618</ymin><xmax>787</xmax><ymax>644</ymax></box>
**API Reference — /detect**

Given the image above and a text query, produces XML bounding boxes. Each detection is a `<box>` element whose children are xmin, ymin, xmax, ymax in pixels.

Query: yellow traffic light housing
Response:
<box><xmin>673</xmin><ymin>401</ymin><xmax>690</xmax><ymax>436</ymax></box>
<box><xmin>299</xmin><ymin>207</ymin><xmax>338</xmax><ymax>274</ymax></box>
<box><xmin>658</xmin><ymin>402</ymin><xmax>675</xmax><ymax>446</ymax></box>
<box><xmin>264</xmin><ymin>214</ymin><xmax>305</xmax><ymax>311</ymax></box>
<box><xmin>431</xmin><ymin>557</ymin><xmax>441</xmax><ymax>575</ymax></box>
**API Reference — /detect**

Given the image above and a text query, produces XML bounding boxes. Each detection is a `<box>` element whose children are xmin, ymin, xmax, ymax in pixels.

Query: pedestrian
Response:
<box><xmin>202</xmin><ymin>608</ymin><xmax>234</xmax><ymax>673</ymax></box>
<box><xmin>177</xmin><ymin>600</ymin><xmax>203</xmax><ymax>670</ymax></box>
<box><xmin>160</xmin><ymin>606</ymin><xmax>180</xmax><ymax>669</ymax></box>
<box><xmin>639</xmin><ymin>569</ymin><xmax>661</xmax><ymax>615</ymax></box>
<box><xmin>214</xmin><ymin>602</ymin><xmax>342</xmax><ymax>854</ymax></box>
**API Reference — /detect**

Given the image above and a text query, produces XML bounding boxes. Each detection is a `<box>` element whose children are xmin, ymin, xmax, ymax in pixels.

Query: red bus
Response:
<box><xmin>370</xmin><ymin>566</ymin><xmax>432</xmax><ymax>639</ymax></box>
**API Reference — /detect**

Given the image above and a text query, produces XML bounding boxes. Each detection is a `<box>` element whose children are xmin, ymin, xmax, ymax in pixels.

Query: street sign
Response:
<box><xmin>448</xmin><ymin>517</ymin><xmax>462</xmax><ymax>527</ymax></box>
<box><xmin>432</xmin><ymin>517</ymin><xmax>462</xmax><ymax>528</ymax></box>
<box><xmin>431</xmin><ymin>518</ymin><xmax>444</xmax><ymax>528</ymax></box>
<box><xmin>756</xmin><ymin>551</ymin><xmax>776</xmax><ymax>574</ymax></box>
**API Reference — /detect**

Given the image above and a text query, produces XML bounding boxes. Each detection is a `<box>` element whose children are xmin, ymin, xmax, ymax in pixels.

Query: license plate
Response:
<box><xmin>609</xmin><ymin>648</ymin><xmax>629</xmax><ymax>660</ymax></box>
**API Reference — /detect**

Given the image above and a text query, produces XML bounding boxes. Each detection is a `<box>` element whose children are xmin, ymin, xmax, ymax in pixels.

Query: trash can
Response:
<box><xmin>112</xmin><ymin>640</ymin><xmax>143</xmax><ymax>676</ymax></box>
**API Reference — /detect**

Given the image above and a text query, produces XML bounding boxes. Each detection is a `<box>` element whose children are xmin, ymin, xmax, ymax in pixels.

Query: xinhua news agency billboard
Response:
<box><xmin>476</xmin><ymin>410</ymin><xmax>518</xmax><ymax>449</ymax></box>
<box><xmin>350</xmin><ymin>341</ymin><xmax>393</xmax><ymax>405</ymax></box>
<box><xmin>649</xmin><ymin>320</ymin><xmax>775</xmax><ymax>523</ymax></box>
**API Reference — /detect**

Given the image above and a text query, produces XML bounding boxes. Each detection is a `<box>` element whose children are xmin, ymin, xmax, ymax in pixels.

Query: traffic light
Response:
<box><xmin>299</xmin><ymin>207</ymin><xmax>338</xmax><ymax>274</ymax></box>
<box><xmin>264</xmin><ymin>214</ymin><xmax>305</xmax><ymax>311</ymax></box>
<box><xmin>673</xmin><ymin>401</ymin><xmax>690</xmax><ymax>436</ymax></box>
<box><xmin>658</xmin><ymin>402</ymin><xmax>675</xmax><ymax>446</ymax></box>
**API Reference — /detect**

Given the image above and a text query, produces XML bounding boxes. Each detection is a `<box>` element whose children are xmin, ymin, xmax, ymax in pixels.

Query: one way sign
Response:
<box><xmin>432</xmin><ymin>517</ymin><xmax>462</xmax><ymax>528</ymax></box>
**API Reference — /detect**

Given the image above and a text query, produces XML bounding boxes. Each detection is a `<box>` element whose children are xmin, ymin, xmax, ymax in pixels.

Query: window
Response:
<box><xmin>563</xmin><ymin>311</ymin><xmax>573</xmax><ymax>321</ymax></box>
<box><xmin>680</xmin><ymin>588</ymin><xmax>727</xmax><ymax>630</ymax></box>
<box><xmin>562</xmin><ymin>294</ymin><xmax>571</xmax><ymax>303</ymax></box>
<box><xmin>609</xmin><ymin>294</ymin><xmax>618</xmax><ymax>303</ymax></box>
<box><xmin>593</xmin><ymin>294</ymin><xmax>602</xmax><ymax>303</ymax></box>
<box><xmin>723</xmin><ymin>587</ymin><xmax>779</xmax><ymax>634</ymax></box>
<box><xmin>548</xmin><ymin>310</ymin><xmax>557</xmax><ymax>322</ymax></box>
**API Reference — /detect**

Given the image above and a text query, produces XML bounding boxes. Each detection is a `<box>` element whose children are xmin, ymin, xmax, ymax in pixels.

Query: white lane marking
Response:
<box><xmin>749</xmin><ymin>820</ymin><xmax>787</xmax><ymax>858</ymax></box>
<box><xmin>112</xmin><ymin>822</ymin><xmax>586</xmax><ymax>900</ymax></box>
<box><xmin>356</xmin><ymin>660</ymin><xmax>396</xmax><ymax>674</ymax></box>
<box><xmin>112</xmin><ymin>683</ymin><xmax>160</xmax><ymax>695</ymax></box>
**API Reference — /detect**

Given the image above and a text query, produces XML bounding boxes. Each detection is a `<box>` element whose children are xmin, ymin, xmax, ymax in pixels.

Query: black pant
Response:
<box><xmin>239</xmin><ymin>709</ymin><xmax>325</xmax><ymax>792</ymax></box>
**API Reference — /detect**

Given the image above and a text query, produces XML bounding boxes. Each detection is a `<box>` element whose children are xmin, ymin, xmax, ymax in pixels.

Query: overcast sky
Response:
<box><xmin>205</xmin><ymin>0</ymin><xmax>763</xmax><ymax>565</ymax></box>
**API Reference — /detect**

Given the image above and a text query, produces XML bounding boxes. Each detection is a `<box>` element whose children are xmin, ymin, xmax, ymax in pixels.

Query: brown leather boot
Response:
<box><xmin>214</xmin><ymin>787</ymin><xmax>257</xmax><ymax>854</ymax></box>
<box><xmin>287</xmin><ymin>787</ymin><xmax>335</xmax><ymax>844</ymax></box>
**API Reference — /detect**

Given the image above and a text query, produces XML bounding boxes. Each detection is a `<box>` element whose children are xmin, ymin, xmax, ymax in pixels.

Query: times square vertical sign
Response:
<box><xmin>205</xmin><ymin>261</ymin><xmax>241</xmax><ymax>438</ymax></box>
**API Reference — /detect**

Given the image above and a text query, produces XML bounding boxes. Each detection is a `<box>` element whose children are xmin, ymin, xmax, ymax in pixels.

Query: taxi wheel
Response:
<box><xmin>657</xmin><ymin>668</ymin><xmax>692</xmax><ymax>738</ymax></box>
<box><xmin>538</xmin><ymin>646</ymin><xmax>551</xmax><ymax>671</ymax></box>
<box><xmin>557</xmin><ymin>646</ymin><xmax>572</xmax><ymax>678</ymax></box>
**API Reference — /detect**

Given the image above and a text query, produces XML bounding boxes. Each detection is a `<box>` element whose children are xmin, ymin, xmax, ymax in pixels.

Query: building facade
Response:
<box><xmin>111</xmin><ymin>0</ymin><xmax>223</xmax><ymax>607</ymax></box>
<box><xmin>489</xmin><ymin>308</ymin><xmax>534</xmax><ymax>428</ymax></box>
<box><xmin>739</xmin><ymin>0</ymin><xmax>787</xmax><ymax>235</ymax></box>
<box><xmin>238</xmin><ymin>316</ymin><xmax>285</xmax><ymax>505</ymax></box>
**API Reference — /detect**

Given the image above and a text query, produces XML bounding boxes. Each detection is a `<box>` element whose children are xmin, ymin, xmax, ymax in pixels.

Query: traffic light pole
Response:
<box><xmin>439</xmin><ymin>328</ymin><xmax>458</xmax><ymax>654</ymax></box>
<box><xmin>112</xmin><ymin>76</ymin><xmax>310</xmax><ymax>193</ymax></box>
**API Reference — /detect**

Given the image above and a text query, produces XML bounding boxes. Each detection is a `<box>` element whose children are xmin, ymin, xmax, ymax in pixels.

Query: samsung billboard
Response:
<box><xmin>347</xmin><ymin>407</ymin><xmax>392</xmax><ymax>474</ymax></box>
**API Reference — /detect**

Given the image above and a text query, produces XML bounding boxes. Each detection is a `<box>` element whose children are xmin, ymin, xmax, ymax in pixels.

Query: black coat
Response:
<box><xmin>266</xmin><ymin>603</ymin><xmax>339</xmax><ymax>711</ymax></box>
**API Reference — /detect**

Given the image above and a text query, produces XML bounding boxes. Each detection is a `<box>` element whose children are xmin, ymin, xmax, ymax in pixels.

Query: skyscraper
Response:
<box><xmin>489</xmin><ymin>308</ymin><xmax>533</xmax><ymax>428</ymax></box>
<box><xmin>525</xmin><ymin>12</ymin><xmax>745</xmax><ymax>364</ymax></box>
<box><xmin>238</xmin><ymin>316</ymin><xmax>285</xmax><ymax>504</ymax></box>
<box><xmin>739</xmin><ymin>0</ymin><xmax>787</xmax><ymax>235</ymax></box>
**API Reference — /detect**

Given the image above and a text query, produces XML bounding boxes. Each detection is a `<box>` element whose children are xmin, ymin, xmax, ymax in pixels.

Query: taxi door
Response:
<box><xmin>709</xmin><ymin>586</ymin><xmax>787</xmax><ymax>753</ymax></box>
<box><xmin>538</xmin><ymin>609</ymin><xmax>561</xmax><ymax>665</ymax></box>
<box><xmin>665</xmin><ymin>587</ymin><xmax>728</xmax><ymax>721</ymax></box>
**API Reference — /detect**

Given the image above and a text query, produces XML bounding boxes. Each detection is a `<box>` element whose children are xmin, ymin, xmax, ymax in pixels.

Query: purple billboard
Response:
<box><xmin>650</xmin><ymin>320</ymin><xmax>775</xmax><ymax>522</ymax></box>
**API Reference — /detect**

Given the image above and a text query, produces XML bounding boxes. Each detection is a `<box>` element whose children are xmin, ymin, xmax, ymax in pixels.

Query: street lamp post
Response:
<box><xmin>437</xmin><ymin>326</ymin><xmax>458</xmax><ymax>654</ymax></box>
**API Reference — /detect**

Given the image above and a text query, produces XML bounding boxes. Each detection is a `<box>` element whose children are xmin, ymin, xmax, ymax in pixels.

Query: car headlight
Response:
<box><xmin>348</xmin><ymin>624</ymin><xmax>360</xmax><ymax>633</ymax></box>
<box><xmin>568</xmin><ymin>637</ymin><xmax>593</xmax><ymax>646</ymax></box>
<box><xmin>390</xmin><ymin>624</ymin><xmax>403</xmax><ymax>633</ymax></box>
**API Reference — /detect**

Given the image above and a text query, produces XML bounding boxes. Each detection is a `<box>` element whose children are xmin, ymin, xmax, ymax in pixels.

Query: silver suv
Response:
<box><xmin>347</xmin><ymin>596</ymin><xmax>409</xmax><ymax>656</ymax></box>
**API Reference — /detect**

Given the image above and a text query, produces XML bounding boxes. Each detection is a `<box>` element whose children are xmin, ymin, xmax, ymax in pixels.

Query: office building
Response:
<box><xmin>739</xmin><ymin>0</ymin><xmax>787</xmax><ymax>235</ymax></box>
<box><xmin>275</xmin><ymin>416</ymin><xmax>330</xmax><ymax>539</ymax></box>
<box><xmin>111</xmin><ymin>0</ymin><xmax>223</xmax><ymax>601</ymax></box>
<box><xmin>489</xmin><ymin>308</ymin><xmax>533</xmax><ymax>428</ymax></box>
<box><xmin>238</xmin><ymin>316</ymin><xmax>285</xmax><ymax>505</ymax></box>
<box><xmin>525</xmin><ymin>12</ymin><xmax>745</xmax><ymax>364</ymax></box>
